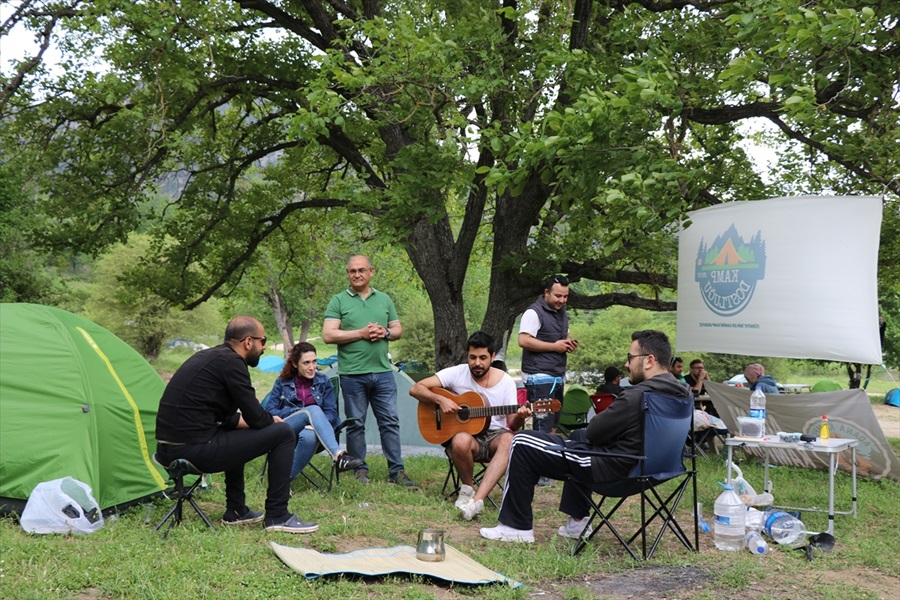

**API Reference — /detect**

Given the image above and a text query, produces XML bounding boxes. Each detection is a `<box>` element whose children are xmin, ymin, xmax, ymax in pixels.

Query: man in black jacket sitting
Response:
<box><xmin>480</xmin><ymin>329</ymin><xmax>690</xmax><ymax>543</ymax></box>
<box><xmin>155</xmin><ymin>315</ymin><xmax>317</xmax><ymax>533</ymax></box>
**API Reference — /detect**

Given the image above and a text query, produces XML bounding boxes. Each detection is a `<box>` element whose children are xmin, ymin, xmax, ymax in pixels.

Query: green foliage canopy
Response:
<box><xmin>1</xmin><ymin>0</ymin><xmax>897</xmax><ymax>368</ymax></box>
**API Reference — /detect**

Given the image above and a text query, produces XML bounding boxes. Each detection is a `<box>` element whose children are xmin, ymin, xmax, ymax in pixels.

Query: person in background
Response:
<box><xmin>155</xmin><ymin>316</ymin><xmax>317</xmax><ymax>533</ymax></box>
<box><xmin>595</xmin><ymin>366</ymin><xmax>624</xmax><ymax>397</ymax></box>
<box><xmin>480</xmin><ymin>330</ymin><xmax>689</xmax><ymax>543</ymax></box>
<box><xmin>744</xmin><ymin>363</ymin><xmax>780</xmax><ymax>394</ymax></box>
<box><xmin>684</xmin><ymin>359</ymin><xmax>710</xmax><ymax>397</ymax></box>
<box><xmin>518</xmin><ymin>274</ymin><xmax>577</xmax><ymax>486</ymax></box>
<box><xmin>322</xmin><ymin>255</ymin><xmax>418</xmax><ymax>488</ymax></box>
<box><xmin>410</xmin><ymin>331</ymin><xmax>530</xmax><ymax>521</ymax></box>
<box><xmin>670</xmin><ymin>356</ymin><xmax>686</xmax><ymax>383</ymax></box>
<box><xmin>264</xmin><ymin>342</ymin><xmax>364</xmax><ymax>481</ymax></box>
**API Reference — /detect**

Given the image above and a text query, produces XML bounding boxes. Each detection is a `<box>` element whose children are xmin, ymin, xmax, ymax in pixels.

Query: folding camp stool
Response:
<box><xmin>154</xmin><ymin>454</ymin><xmax>214</xmax><ymax>538</ymax></box>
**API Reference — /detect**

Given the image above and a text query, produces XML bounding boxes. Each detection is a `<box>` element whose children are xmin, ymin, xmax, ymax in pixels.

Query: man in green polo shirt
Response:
<box><xmin>322</xmin><ymin>255</ymin><xmax>418</xmax><ymax>488</ymax></box>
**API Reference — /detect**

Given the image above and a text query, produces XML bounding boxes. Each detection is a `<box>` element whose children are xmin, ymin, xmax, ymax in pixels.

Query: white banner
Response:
<box><xmin>676</xmin><ymin>196</ymin><xmax>883</xmax><ymax>364</ymax></box>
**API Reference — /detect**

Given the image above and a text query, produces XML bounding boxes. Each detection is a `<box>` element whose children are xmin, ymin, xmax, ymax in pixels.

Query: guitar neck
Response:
<box><xmin>462</xmin><ymin>404</ymin><xmax>521</xmax><ymax>419</ymax></box>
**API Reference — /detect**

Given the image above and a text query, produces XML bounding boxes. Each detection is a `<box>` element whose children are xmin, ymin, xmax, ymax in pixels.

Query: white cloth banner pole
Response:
<box><xmin>676</xmin><ymin>196</ymin><xmax>883</xmax><ymax>363</ymax></box>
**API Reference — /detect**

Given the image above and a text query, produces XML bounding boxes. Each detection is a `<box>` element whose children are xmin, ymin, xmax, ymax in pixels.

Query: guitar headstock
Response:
<box><xmin>531</xmin><ymin>398</ymin><xmax>561</xmax><ymax>414</ymax></box>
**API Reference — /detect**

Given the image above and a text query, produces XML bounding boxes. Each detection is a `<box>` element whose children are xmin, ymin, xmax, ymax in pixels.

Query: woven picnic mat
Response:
<box><xmin>270</xmin><ymin>542</ymin><xmax>520</xmax><ymax>587</ymax></box>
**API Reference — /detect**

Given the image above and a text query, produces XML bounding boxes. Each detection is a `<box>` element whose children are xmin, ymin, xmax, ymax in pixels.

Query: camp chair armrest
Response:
<box><xmin>545</xmin><ymin>444</ymin><xmax>645</xmax><ymax>462</ymax></box>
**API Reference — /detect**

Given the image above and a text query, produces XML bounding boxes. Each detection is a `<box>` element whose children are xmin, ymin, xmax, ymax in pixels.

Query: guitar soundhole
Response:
<box><xmin>457</xmin><ymin>405</ymin><xmax>470</xmax><ymax>422</ymax></box>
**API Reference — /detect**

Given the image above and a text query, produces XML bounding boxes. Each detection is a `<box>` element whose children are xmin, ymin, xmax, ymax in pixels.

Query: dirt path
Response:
<box><xmin>873</xmin><ymin>402</ymin><xmax>900</xmax><ymax>438</ymax></box>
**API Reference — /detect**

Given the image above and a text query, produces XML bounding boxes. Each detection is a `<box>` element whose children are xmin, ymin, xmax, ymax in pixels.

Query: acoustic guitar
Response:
<box><xmin>417</xmin><ymin>387</ymin><xmax>560</xmax><ymax>445</ymax></box>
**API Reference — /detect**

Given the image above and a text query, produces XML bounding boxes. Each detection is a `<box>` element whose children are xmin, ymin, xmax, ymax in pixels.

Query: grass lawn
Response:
<box><xmin>5</xmin><ymin>347</ymin><xmax>896</xmax><ymax>598</ymax></box>
<box><xmin>2</xmin><ymin>444</ymin><xmax>898</xmax><ymax>599</ymax></box>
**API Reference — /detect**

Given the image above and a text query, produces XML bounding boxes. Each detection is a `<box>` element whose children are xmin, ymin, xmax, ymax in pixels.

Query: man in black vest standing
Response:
<box><xmin>518</xmin><ymin>275</ymin><xmax>578</xmax><ymax>447</ymax></box>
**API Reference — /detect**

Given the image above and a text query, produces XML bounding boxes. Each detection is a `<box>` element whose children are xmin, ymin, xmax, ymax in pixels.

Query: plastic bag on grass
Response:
<box><xmin>20</xmin><ymin>477</ymin><xmax>104</xmax><ymax>534</ymax></box>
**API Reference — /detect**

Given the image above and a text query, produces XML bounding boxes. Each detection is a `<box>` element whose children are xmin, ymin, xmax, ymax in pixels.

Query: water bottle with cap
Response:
<box><xmin>745</xmin><ymin>531</ymin><xmax>768</xmax><ymax>555</ymax></box>
<box><xmin>749</xmin><ymin>389</ymin><xmax>766</xmax><ymax>435</ymax></box>
<box><xmin>714</xmin><ymin>483</ymin><xmax>746</xmax><ymax>551</ymax></box>
<box><xmin>762</xmin><ymin>507</ymin><xmax>807</xmax><ymax>548</ymax></box>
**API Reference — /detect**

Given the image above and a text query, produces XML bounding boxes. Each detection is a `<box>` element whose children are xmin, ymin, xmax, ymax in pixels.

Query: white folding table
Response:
<box><xmin>725</xmin><ymin>436</ymin><xmax>858</xmax><ymax>535</ymax></box>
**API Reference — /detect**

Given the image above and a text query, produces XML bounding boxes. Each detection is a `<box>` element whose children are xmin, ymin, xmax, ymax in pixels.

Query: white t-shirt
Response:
<box><xmin>518</xmin><ymin>308</ymin><xmax>570</xmax><ymax>339</ymax></box>
<box><xmin>518</xmin><ymin>308</ymin><xmax>541</xmax><ymax>337</ymax></box>
<box><xmin>435</xmin><ymin>364</ymin><xmax>518</xmax><ymax>431</ymax></box>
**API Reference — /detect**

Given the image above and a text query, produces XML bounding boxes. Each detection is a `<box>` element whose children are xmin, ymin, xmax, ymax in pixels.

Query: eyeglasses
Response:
<box><xmin>626</xmin><ymin>353</ymin><xmax>649</xmax><ymax>363</ymax></box>
<box><xmin>247</xmin><ymin>336</ymin><xmax>267</xmax><ymax>345</ymax></box>
<box><xmin>347</xmin><ymin>268</ymin><xmax>371</xmax><ymax>275</ymax></box>
<box><xmin>692</xmin><ymin>365</ymin><xmax>704</xmax><ymax>370</ymax></box>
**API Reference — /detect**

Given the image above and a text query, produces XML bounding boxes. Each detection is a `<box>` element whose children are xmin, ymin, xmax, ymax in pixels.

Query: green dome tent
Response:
<box><xmin>0</xmin><ymin>304</ymin><xmax>167</xmax><ymax>514</ymax></box>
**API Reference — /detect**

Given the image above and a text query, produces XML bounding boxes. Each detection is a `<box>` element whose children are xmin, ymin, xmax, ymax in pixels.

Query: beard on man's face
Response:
<box><xmin>629</xmin><ymin>364</ymin><xmax>645</xmax><ymax>385</ymax></box>
<box><xmin>469</xmin><ymin>364</ymin><xmax>488</xmax><ymax>379</ymax></box>
<box><xmin>246</xmin><ymin>349</ymin><xmax>263</xmax><ymax>368</ymax></box>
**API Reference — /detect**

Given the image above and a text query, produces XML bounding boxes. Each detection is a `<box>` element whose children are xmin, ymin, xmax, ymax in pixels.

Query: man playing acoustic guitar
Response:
<box><xmin>410</xmin><ymin>331</ymin><xmax>533</xmax><ymax>521</ymax></box>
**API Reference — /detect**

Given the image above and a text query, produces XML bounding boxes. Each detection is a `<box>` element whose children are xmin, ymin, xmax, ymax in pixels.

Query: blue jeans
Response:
<box><xmin>283</xmin><ymin>405</ymin><xmax>341</xmax><ymax>480</ymax></box>
<box><xmin>340</xmin><ymin>372</ymin><xmax>404</xmax><ymax>476</ymax></box>
<box><xmin>525</xmin><ymin>374</ymin><xmax>564</xmax><ymax>433</ymax></box>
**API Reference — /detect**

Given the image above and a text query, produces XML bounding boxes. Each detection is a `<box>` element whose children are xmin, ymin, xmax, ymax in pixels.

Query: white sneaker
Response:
<box><xmin>459</xmin><ymin>498</ymin><xmax>484</xmax><ymax>521</ymax></box>
<box><xmin>558</xmin><ymin>516</ymin><xmax>592</xmax><ymax>539</ymax></box>
<box><xmin>479</xmin><ymin>524</ymin><xmax>534</xmax><ymax>543</ymax></box>
<box><xmin>454</xmin><ymin>484</ymin><xmax>475</xmax><ymax>509</ymax></box>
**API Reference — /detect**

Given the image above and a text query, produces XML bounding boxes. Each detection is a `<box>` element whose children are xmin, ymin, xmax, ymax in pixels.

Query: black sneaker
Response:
<box><xmin>388</xmin><ymin>471</ymin><xmax>419</xmax><ymax>489</ymax></box>
<box><xmin>222</xmin><ymin>506</ymin><xmax>264</xmax><ymax>526</ymax></box>
<box><xmin>334</xmin><ymin>452</ymin><xmax>365</xmax><ymax>473</ymax></box>
<box><xmin>263</xmin><ymin>513</ymin><xmax>318</xmax><ymax>534</ymax></box>
<box><xmin>354</xmin><ymin>470</ymin><xmax>370</xmax><ymax>484</ymax></box>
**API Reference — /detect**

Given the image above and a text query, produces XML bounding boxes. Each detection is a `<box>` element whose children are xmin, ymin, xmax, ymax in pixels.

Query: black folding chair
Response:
<box><xmin>440</xmin><ymin>449</ymin><xmax>501</xmax><ymax>509</ymax></box>
<box><xmin>551</xmin><ymin>392</ymin><xmax>699</xmax><ymax>560</ymax></box>
<box><xmin>258</xmin><ymin>419</ymin><xmax>352</xmax><ymax>492</ymax></box>
<box><xmin>153</xmin><ymin>454</ymin><xmax>214</xmax><ymax>539</ymax></box>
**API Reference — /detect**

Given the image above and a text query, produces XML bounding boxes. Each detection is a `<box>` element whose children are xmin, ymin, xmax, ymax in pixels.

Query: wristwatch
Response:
<box><xmin>384</xmin><ymin>328</ymin><xmax>391</xmax><ymax>340</ymax></box>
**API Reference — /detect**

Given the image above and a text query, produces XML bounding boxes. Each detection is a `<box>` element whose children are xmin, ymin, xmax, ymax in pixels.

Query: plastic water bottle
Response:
<box><xmin>745</xmin><ymin>531</ymin><xmax>768</xmax><ymax>555</ymax></box>
<box><xmin>763</xmin><ymin>508</ymin><xmax>807</xmax><ymax>548</ymax></box>
<box><xmin>696</xmin><ymin>502</ymin><xmax>710</xmax><ymax>534</ymax></box>
<box><xmin>820</xmin><ymin>415</ymin><xmax>830</xmax><ymax>440</ymax></box>
<box><xmin>714</xmin><ymin>484</ymin><xmax>746</xmax><ymax>551</ymax></box>
<box><xmin>750</xmin><ymin>389</ymin><xmax>766</xmax><ymax>435</ymax></box>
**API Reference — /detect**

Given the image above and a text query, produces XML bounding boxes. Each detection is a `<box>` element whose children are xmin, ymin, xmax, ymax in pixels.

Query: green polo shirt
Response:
<box><xmin>324</xmin><ymin>287</ymin><xmax>398</xmax><ymax>375</ymax></box>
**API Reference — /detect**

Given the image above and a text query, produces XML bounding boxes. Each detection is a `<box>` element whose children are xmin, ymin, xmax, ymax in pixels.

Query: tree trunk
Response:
<box><xmin>480</xmin><ymin>181</ymin><xmax>553</xmax><ymax>346</ymax></box>
<box><xmin>406</xmin><ymin>216</ymin><xmax>469</xmax><ymax>370</ymax></box>
<box><xmin>266</xmin><ymin>284</ymin><xmax>293</xmax><ymax>356</ymax></box>
<box><xmin>298</xmin><ymin>320</ymin><xmax>311</xmax><ymax>344</ymax></box>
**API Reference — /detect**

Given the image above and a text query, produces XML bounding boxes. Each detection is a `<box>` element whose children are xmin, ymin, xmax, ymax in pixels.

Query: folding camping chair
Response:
<box><xmin>439</xmin><ymin>387</ymin><xmax>529</xmax><ymax>507</ymax></box>
<box><xmin>258</xmin><ymin>419</ymin><xmax>353</xmax><ymax>493</ymax></box>
<box><xmin>590</xmin><ymin>393</ymin><xmax>616</xmax><ymax>415</ymax></box>
<box><xmin>557</xmin><ymin>386</ymin><xmax>593</xmax><ymax>435</ymax></box>
<box><xmin>441</xmin><ymin>452</ymin><xmax>501</xmax><ymax>509</ymax></box>
<box><xmin>551</xmin><ymin>391</ymin><xmax>699</xmax><ymax>560</ymax></box>
<box><xmin>153</xmin><ymin>454</ymin><xmax>214</xmax><ymax>539</ymax></box>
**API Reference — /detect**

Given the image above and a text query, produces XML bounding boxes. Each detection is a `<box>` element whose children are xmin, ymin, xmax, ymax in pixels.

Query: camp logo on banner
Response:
<box><xmin>694</xmin><ymin>223</ymin><xmax>766</xmax><ymax>317</ymax></box>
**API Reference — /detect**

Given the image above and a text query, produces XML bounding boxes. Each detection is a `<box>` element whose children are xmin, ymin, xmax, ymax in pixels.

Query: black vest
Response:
<box><xmin>521</xmin><ymin>297</ymin><xmax>569</xmax><ymax>377</ymax></box>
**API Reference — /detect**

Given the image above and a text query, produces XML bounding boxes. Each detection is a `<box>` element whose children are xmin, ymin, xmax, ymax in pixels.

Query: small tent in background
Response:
<box><xmin>886</xmin><ymin>388</ymin><xmax>900</xmax><ymax>408</ymax></box>
<box><xmin>255</xmin><ymin>354</ymin><xmax>287</xmax><ymax>373</ymax></box>
<box><xmin>0</xmin><ymin>304</ymin><xmax>167</xmax><ymax>514</ymax></box>
<box><xmin>320</xmin><ymin>364</ymin><xmax>430</xmax><ymax>450</ymax></box>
